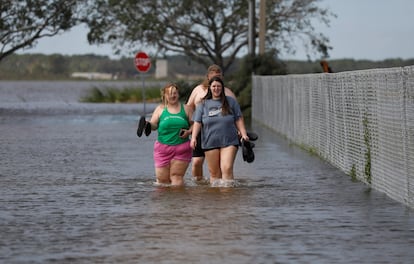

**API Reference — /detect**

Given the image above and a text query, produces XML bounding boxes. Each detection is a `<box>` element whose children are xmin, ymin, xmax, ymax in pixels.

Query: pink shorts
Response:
<box><xmin>153</xmin><ymin>141</ymin><xmax>192</xmax><ymax>168</ymax></box>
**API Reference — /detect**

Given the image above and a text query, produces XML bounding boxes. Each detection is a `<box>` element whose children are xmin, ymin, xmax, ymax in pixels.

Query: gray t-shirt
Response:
<box><xmin>193</xmin><ymin>96</ymin><xmax>242</xmax><ymax>150</ymax></box>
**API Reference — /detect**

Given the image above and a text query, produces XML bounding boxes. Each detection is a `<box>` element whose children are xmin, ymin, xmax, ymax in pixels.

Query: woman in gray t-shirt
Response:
<box><xmin>191</xmin><ymin>76</ymin><xmax>249</xmax><ymax>184</ymax></box>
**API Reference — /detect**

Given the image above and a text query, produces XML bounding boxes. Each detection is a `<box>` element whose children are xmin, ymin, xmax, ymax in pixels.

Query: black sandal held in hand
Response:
<box><xmin>239</xmin><ymin>131</ymin><xmax>258</xmax><ymax>146</ymax></box>
<box><xmin>241</xmin><ymin>139</ymin><xmax>255</xmax><ymax>163</ymax></box>
<box><xmin>144</xmin><ymin>121</ymin><xmax>151</xmax><ymax>136</ymax></box>
<box><xmin>137</xmin><ymin>116</ymin><xmax>146</xmax><ymax>137</ymax></box>
<box><xmin>247</xmin><ymin>131</ymin><xmax>258</xmax><ymax>141</ymax></box>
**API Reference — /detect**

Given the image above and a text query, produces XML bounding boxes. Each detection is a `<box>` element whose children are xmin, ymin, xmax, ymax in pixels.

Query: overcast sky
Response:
<box><xmin>18</xmin><ymin>0</ymin><xmax>414</xmax><ymax>61</ymax></box>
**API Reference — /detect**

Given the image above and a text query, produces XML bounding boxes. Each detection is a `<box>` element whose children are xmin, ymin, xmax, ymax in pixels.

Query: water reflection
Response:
<box><xmin>1</xmin><ymin>81</ymin><xmax>414</xmax><ymax>263</ymax></box>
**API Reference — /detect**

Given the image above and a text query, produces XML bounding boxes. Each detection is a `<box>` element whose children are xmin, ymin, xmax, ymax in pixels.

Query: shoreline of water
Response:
<box><xmin>0</xmin><ymin>101</ymin><xmax>157</xmax><ymax>116</ymax></box>
<box><xmin>0</xmin><ymin>80</ymin><xmax>166</xmax><ymax>104</ymax></box>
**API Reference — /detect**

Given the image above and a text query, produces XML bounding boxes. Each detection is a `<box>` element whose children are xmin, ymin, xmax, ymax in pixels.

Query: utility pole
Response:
<box><xmin>259</xmin><ymin>0</ymin><xmax>266</xmax><ymax>55</ymax></box>
<box><xmin>248</xmin><ymin>0</ymin><xmax>256</xmax><ymax>57</ymax></box>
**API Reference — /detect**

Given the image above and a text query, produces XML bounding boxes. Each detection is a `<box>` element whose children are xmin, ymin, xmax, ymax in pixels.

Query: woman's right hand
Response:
<box><xmin>190</xmin><ymin>138</ymin><xmax>197</xmax><ymax>150</ymax></box>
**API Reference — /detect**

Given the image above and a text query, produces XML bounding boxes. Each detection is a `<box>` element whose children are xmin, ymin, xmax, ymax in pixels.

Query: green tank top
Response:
<box><xmin>157</xmin><ymin>103</ymin><xmax>190</xmax><ymax>145</ymax></box>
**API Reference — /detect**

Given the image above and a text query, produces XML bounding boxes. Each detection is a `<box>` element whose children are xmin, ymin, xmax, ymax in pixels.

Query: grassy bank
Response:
<box><xmin>80</xmin><ymin>86</ymin><xmax>162</xmax><ymax>103</ymax></box>
<box><xmin>80</xmin><ymin>80</ymin><xmax>196</xmax><ymax>103</ymax></box>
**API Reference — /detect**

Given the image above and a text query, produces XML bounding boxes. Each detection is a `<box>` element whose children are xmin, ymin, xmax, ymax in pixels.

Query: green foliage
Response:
<box><xmin>83</xmin><ymin>87</ymin><xmax>105</xmax><ymax>103</ymax></box>
<box><xmin>171</xmin><ymin>79</ymin><xmax>199</xmax><ymax>103</ymax></box>
<box><xmin>229</xmin><ymin>50</ymin><xmax>287</xmax><ymax>118</ymax></box>
<box><xmin>1</xmin><ymin>53</ymin><xmax>413</xmax><ymax>80</ymax></box>
<box><xmin>80</xmin><ymin>81</ymin><xmax>198</xmax><ymax>104</ymax></box>
<box><xmin>0</xmin><ymin>0</ymin><xmax>83</xmax><ymax>61</ymax></box>
<box><xmin>363</xmin><ymin>114</ymin><xmax>372</xmax><ymax>184</ymax></box>
<box><xmin>350</xmin><ymin>164</ymin><xmax>357</xmax><ymax>182</ymax></box>
<box><xmin>85</xmin><ymin>0</ymin><xmax>335</xmax><ymax>72</ymax></box>
<box><xmin>80</xmin><ymin>86</ymin><xmax>162</xmax><ymax>103</ymax></box>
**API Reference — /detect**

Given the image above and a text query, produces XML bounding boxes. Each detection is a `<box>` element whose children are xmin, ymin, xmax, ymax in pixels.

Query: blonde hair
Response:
<box><xmin>161</xmin><ymin>83</ymin><xmax>179</xmax><ymax>106</ymax></box>
<box><xmin>202</xmin><ymin>64</ymin><xmax>223</xmax><ymax>87</ymax></box>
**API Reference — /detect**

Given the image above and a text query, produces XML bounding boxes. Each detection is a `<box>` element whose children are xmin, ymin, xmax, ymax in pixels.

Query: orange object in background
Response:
<box><xmin>320</xmin><ymin>60</ymin><xmax>333</xmax><ymax>73</ymax></box>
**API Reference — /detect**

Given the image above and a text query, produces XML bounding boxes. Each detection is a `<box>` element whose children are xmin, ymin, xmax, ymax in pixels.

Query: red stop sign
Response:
<box><xmin>134</xmin><ymin>52</ymin><xmax>151</xmax><ymax>73</ymax></box>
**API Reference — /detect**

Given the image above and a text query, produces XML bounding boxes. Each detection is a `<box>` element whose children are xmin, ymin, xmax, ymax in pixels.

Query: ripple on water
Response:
<box><xmin>1</xmin><ymin>100</ymin><xmax>414</xmax><ymax>263</ymax></box>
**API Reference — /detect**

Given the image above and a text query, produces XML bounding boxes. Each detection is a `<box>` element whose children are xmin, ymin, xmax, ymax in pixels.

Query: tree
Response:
<box><xmin>0</xmin><ymin>0</ymin><xmax>84</xmax><ymax>62</ymax></box>
<box><xmin>229</xmin><ymin>49</ymin><xmax>287</xmax><ymax>118</ymax></box>
<box><xmin>85</xmin><ymin>0</ymin><xmax>335</xmax><ymax>72</ymax></box>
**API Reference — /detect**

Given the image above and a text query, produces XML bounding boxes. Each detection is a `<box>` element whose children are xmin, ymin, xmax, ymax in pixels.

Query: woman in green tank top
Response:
<box><xmin>141</xmin><ymin>83</ymin><xmax>193</xmax><ymax>186</ymax></box>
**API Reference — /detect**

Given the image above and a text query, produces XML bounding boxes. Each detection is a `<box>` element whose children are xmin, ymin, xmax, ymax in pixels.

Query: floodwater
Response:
<box><xmin>1</xmin><ymin>81</ymin><xmax>414</xmax><ymax>263</ymax></box>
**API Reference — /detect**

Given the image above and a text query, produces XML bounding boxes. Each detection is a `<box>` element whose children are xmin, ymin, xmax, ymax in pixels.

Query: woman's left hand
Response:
<box><xmin>179</xmin><ymin>129</ymin><xmax>189</xmax><ymax>138</ymax></box>
<box><xmin>241</xmin><ymin>134</ymin><xmax>249</xmax><ymax>142</ymax></box>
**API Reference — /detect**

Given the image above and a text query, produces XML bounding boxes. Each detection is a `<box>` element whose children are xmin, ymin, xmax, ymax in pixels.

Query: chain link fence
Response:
<box><xmin>252</xmin><ymin>66</ymin><xmax>414</xmax><ymax>208</ymax></box>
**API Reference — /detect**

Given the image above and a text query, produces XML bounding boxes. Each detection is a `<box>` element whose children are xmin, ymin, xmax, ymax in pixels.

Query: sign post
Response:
<box><xmin>134</xmin><ymin>51</ymin><xmax>151</xmax><ymax>115</ymax></box>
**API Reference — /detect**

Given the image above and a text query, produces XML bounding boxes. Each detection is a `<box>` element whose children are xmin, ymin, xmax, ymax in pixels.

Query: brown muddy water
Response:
<box><xmin>1</xmin><ymin>81</ymin><xmax>414</xmax><ymax>263</ymax></box>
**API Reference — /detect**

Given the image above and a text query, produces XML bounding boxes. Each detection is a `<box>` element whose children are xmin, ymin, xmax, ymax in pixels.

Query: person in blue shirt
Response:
<box><xmin>190</xmin><ymin>76</ymin><xmax>249</xmax><ymax>185</ymax></box>
<box><xmin>186</xmin><ymin>64</ymin><xmax>237</xmax><ymax>181</ymax></box>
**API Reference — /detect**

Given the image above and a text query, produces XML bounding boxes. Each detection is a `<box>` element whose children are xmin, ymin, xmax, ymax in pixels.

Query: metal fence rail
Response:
<box><xmin>252</xmin><ymin>66</ymin><xmax>414</xmax><ymax>208</ymax></box>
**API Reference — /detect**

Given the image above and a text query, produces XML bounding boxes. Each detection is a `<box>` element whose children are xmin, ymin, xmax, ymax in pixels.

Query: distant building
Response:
<box><xmin>155</xmin><ymin>59</ymin><xmax>168</xmax><ymax>79</ymax></box>
<box><xmin>174</xmin><ymin>73</ymin><xmax>205</xmax><ymax>80</ymax></box>
<box><xmin>155</xmin><ymin>59</ymin><xmax>204</xmax><ymax>80</ymax></box>
<box><xmin>71</xmin><ymin>72</ymin><xmax>116</xmax><ymax>80</ymax></box>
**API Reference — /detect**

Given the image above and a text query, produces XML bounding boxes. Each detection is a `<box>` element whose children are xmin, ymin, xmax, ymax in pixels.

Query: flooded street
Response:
<box><xmin>1</xmin><ymin>81</ymin><xmax>414</xmax><ymax>263</ymax></box>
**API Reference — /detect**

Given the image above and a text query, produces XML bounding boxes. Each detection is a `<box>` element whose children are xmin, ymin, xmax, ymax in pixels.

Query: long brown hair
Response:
<box><xmin>203</xmin><ymin>76</ymin><xmax>231</xmax><ymax>115</ymax></box>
